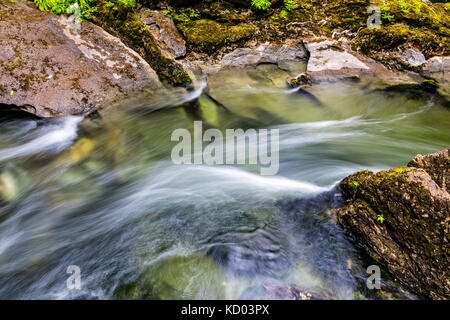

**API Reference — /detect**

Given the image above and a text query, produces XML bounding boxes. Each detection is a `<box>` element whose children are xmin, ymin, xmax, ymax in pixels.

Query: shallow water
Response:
<box><xmin>0</xmin><ymin>72</ymin><xmax>449</xmax><ymax>299</ymax></box>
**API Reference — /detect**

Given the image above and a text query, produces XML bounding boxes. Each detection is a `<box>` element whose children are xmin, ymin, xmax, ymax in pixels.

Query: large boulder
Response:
<box><xmin>304</xmin><ymin>39</ymin><xmax>417</xmax><ymax>85</ymax></box>
<box><xmin>0</xmin><ymin>1</ymin><xmax>162</xmax><ymax>118</ymax></box>
<box><xmin>336</xmin><ymin>148</ymin><xmax>450</xmax><ymax>299</ymax></box>
<box><xmin>221</xmin><ymin>41</ymin><xmax>308</xmax><ymax>70</ymax></box>
<box><xmin>422</xmin><ymin>57</ymin><xmax>450</xmax><ymax>95</ymax></box>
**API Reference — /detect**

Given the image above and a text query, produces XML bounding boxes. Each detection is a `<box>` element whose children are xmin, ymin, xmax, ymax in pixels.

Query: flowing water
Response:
<box><xmin>0</xmin><ymin>69</ymin><xmax>449</xmax><ymax>300</ymax></box>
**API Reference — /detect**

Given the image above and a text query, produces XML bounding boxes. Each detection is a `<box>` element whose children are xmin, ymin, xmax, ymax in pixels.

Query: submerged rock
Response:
<box><xmin>0</xmin><ymin>170</ymin><xmax>18</xmax><ymax>202</ymax></box>
<box><xmin>0</xmin><ymin>0</ymin><xmax>162</xmax><ymax>118</ymax></box>
<box><xmin>0</xmin><ymin>164</ymin><xmax>32</xmax><ymax>203</ymax></box>
<box><xmin>56</xmin><ymin>138</ymin><xmax>97</xmax><ymax>166</ymax></box>
<box><xmin>114</xmin><ymin>254</ymin><xmax>228</xmax><ymax>300</ymax></box>
<box><xmin>336</xmin><ymin>148</ymin><xmax>450</xmax><ymax>299</ymax></box>
<box><xmin>240</xmin><ymin>284</ymin><xmax>327</xmax><ymax>300</ymax></box>
<box><xmin>287</xmin><ymin>73</ymin><xmax>312</xmax><ymax>88</ymax></box>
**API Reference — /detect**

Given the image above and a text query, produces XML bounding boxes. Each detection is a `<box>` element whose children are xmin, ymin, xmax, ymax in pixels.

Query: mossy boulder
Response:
<box><xmin>337</xmin><ymin>148</ymin><xmax>450</xmax><ymax>299</ymax></box>
<box><xmin>114</xmin><ymin>254</ymin><xmax>228</xmax><ymax>300</ymax></box>
<box><xmin>353</xmin><ymin>0</ymin><xmax>450</xmax><ymax>58</ymax></box>
<box><xmin>408</xmin><ymin>147</ymin><xmax>449</xmax><ymax>190</ymax></box>
<box><xmin>178</xmin><ymin>19</ymin><xmax>256</xmax><ymax>54</ymax></box>
<box><xmin>93</xmin><ymin>0</ymin><xmax>191</xmax><ymax>86</ymax></box>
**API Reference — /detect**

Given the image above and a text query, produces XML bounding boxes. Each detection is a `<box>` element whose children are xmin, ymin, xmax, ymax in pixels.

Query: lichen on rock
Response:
<box><xmin>0</xmin><ymin>0</ymin><xmax>162</xmax><ymax>118</ymax></box>
<box><xmin>337</xmin><ymin>148</ymin><xmax>450</xmax><ymax>299</ymax></box>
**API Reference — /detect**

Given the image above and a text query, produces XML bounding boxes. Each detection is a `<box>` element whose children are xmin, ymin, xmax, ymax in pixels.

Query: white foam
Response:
<box><xmin>0</xmin><ymin>116</ymin><xmax>83</xmax><ymax>161</ymax></box>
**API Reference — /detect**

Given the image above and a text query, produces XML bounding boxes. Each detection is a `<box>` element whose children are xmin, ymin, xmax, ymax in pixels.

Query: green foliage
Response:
<box><xmin>176</xmin><ymin>12</ymin><xmax>191</xmax><ymax>22</ymax></box>
<box><xmin>376</xmin><ymin>214</ymin><xmax>385</xmax><ymax>224</ymax></box>
<box><xmin>104</xmin><ymin>0</ymin><xmax>135</xmax><ymax>11</ymax></box>
<box><xmin>251</xmin><ymin>0</ymin><xmax>271</xmax><ymax>11</ymax></box>
<box><xmin>163</xmin><ymin>6</ymin><xmax>199</xmax><ymax>22</ymax></box>
<box><xmin>34</xmin><ymin>0</ymin><xmax>53</xmax><ymax>11</ymax></box>
<box><xmin>51</xmin><ymin>0</ymin><xmax>73</xmax><ymax>14</ymax></box>
<box><xmin>163</xmin><ymin>6</ymin><xmax>173</xmax><ymax>15</ymax></box>
<box><xmin>284</xmin><ymin>0</ymin><xmax>298</xmax><ymax>12</ymax></box>
<box><xmin>380</xmin><ymin>3</ymin><xmax>395</xmax><ymax>23</ymax></box>
<box><xmin>33</xmin><ymin>0</ymin><xmax>98</xmax><ymax>20</ymax></box>
<box><xmin>78</xmin><ymin>0</ymin><xmax>97</xmax><ymax>19</ymax></box>
<box><xmin>300</xmin><ymin>2</ymin><xmax>312</xmax><ymax>9</ymax></box>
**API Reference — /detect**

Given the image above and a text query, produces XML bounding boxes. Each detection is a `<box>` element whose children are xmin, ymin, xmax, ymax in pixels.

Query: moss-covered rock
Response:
<box><xmin>352</xmin><ymin>0</ymin><xmax>450</xmax><ymax>58</ymax></box>
<box><xmin>114</xmin><ymin>254</ymin><xmax>228</xmax><ymax>300</ymax></box>
<box><xmin>178</xmin><ymin>19</ymin><xmax>256</xmax><ymax>54</ymax></box>
<box><xmin>337</xmin><ymin>148</ymin><xmax>450</xmax><ymax>299</ymax></box>
<box><xmin>408</xmin><ymin>147</ymin><xmax>450</xmax><ymax>190</ymax></box>
<box><xmin>354</xmin><ymin>23</ymin><xmax>450</xmax><ymax>58</ymax></box>
<box><xmin>93</xmin><ymin>0</ymin><xmax>191</xmax><ymax>86</ymax></box>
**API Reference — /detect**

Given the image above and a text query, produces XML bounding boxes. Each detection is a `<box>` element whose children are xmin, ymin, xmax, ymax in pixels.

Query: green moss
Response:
<box><xmin>178</xmin><ymin>19</ymin><xmax>256</xmax><ymax>54</ymax></box>
<box><xmin>93</xmin><ymin>0</ymin><xmax>191</xmax><ymax>86</ymax></box>
<box><xmin>352</xmin><ymin>0</ymin><xmax>450</xmax><ymax>57</ymax></box>
<box><xmin>348</xmin><ymin>180</ymin><xmax>360</xmax><ymax>189</ymax></box>
<box><xmin>388</xmin><ymin>166</ymin><xmax>414</xmax><ymax>175</ymax></box>
<box><xmin>422</xmin><ymin>78</ymin><xmax>437</xmax><ymax>87</ymax></box>
<box><xmin>354</xmin><ymin>23</ymin><xmax>449</xmax><ymax>57</ymax></box>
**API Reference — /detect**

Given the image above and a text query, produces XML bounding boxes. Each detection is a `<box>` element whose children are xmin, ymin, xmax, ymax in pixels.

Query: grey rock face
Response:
<box><xmin>399</xmin><ymin>48</ymin><xmax>426</xmax><ymax>67</ymax></box>
<box><xmin>0</xmin><ymin>1</ymin><xmax>161</xmax><ymax>118</ymax></box>
<box><xmin>221</xmin><ymin>42</ymin><xmax>308</xmax><ymax>70</ymax></box>
<box><xmin>138</xmin><ymin>8</ymin><xmax>187</xmax><ymax>59</ymax></box>
<box><xmin>422</xmin><ymin>56</ymin><xmax>450</xmax><ymax>93</ymax></box>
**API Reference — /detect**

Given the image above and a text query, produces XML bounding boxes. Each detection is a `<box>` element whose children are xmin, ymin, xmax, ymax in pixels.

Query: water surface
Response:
<box><xmin>0</xmin><ymin>73</ymin><xmax>448</xmax><ymax>299</ymax></box>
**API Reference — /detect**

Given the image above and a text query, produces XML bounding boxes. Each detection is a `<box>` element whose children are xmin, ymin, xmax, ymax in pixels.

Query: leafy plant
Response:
<box><xmin>34</xmin><ymin>0</ymin><xmax>54</xmax><ymax>11</ymax></box>
<box><xmin>190</xmin><ymin>12</ymin><xmax>199</xmax><ymax>19</ymax></box>
<box><xmin>284</xmin><ymin>0</ymin><xmax>298</xmax><ymax>12</ymax></box>
<box><xmin>177</xmin><ymin>12</ymin><xmax>191</xmax><ymax>23</ymax></box>
<box><xmin>300</xmin><ymin>2</ymin><xmax>312</xmax><ymax>9</ymax></box>
<box><xmin>163</xmin><ymin>6</ymin><xmax>174</xmax><ymax>16</ymax></box>
<box><xmin>377</xmin><ymin>214</ymin><xmax>385</xmax><ymax>224</ymax></box>
<box><xmin>380</xmin><ymin>3</ymin><xmax>395</xmax><ymax>23</ymax></box>
<box><xmin>33</xmin><ymin>0</ymin><xmax>98</xmax><ymax>20</ymax></box>
<box><xmin>104</xmin><ymin>0</ymin><xmax>135</xmax><ymax>11</ymax></box>
<box><xmin>251</xmin><ymin>0</ymin><xmax>271</xmax><ymax>11</ymax></box>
